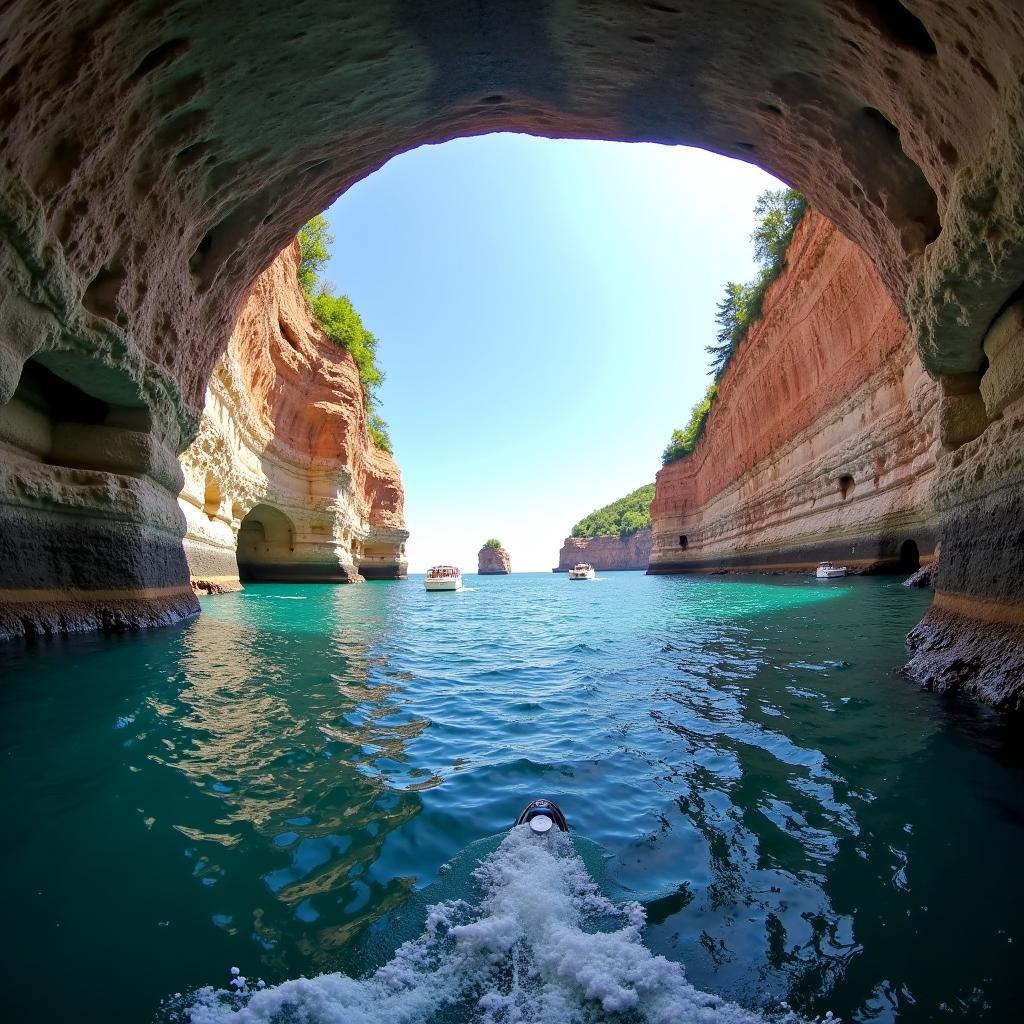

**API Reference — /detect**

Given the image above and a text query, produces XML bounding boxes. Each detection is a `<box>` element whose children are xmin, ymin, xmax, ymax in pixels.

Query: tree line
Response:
<box><xmin>570</xmin><ymin>483</ymin><xmax>655</xmax><ymax>538</ymax></box>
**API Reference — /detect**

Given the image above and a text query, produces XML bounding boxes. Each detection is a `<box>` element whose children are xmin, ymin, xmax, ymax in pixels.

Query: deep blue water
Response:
<box><xmin>2</xmin><ymin>572</ymin><xmax>1023</xmax><ymax>1022</ymax></box>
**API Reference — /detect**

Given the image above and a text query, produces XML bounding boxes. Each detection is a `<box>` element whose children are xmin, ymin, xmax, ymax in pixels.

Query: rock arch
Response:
<box><xmin>0</xmin><ymin>0</ymin><xmax>1021</xmax><ymax>424</ymax></box>
<box><xmin>0</xmin><ymin>3</ymin><xmax>1021</xmax><ymax>703</ymax></box>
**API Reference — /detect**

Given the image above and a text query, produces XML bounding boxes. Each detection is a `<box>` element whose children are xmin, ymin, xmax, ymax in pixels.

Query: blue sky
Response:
<box><xmin>320</xmin><ymin>134</ymin><xmax>782</xmax><ymax>572</ymax></box>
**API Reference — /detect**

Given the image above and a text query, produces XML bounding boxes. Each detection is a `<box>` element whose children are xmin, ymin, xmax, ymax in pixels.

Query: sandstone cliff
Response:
<box><xmin>478</xmin><ymin>544</ymin><xmax>511</xmax><ymax>575</ymax></box>
<box><xmin>177</xmin><ymin>241</ymin><xmax>407</xmax><ymax>589</ymax></box>
<box><xmin>556</xmin><ymin>529</ymin><xmax>652</xmax><ymax>573</ymax></box>
<box><xmin>650</xmin><ymin>212</ymin><xmax>940</xmax><ymax>577</ymax></box>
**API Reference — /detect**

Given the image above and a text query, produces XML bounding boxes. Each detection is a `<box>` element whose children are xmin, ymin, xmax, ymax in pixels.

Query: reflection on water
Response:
<box><xmin>1</xmin><ymin>574</ymin><xmax>1023</xmax><ymax>1023</ymax></box>
<box><xmin>165</xmin><ymin>589</ymin><xmax>431</xmax><ymax>970</ymax></box>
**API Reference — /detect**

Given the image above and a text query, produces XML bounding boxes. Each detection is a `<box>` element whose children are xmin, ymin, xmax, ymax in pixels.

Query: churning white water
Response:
<box><xmin>179</xmin><ymin>826</ymin><xmax>827</xmax><ymax>1024</ymax></box>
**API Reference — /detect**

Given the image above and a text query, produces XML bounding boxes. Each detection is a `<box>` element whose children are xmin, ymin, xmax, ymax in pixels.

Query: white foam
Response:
<box><xmin>182</xmin><ymin>827</ymin><xmax>827</xmax><ymax>1024</ymax></box>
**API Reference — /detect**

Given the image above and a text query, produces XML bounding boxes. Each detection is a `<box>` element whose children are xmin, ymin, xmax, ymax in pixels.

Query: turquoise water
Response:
<box><xmin>2</xmin><ymin>573</ymin><xmax>1023</xmax><ymax>1022</ymax></box>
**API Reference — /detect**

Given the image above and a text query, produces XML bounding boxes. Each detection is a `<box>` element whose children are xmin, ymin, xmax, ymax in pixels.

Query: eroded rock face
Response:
<box><xmin>0</xmin><ymin>343</ymin><xmax>199</xmax><ymax>639</ymax></box>
<box><xmin>177</xmin><ymin>241</ymin><xmax>407</xmax><ymax>588</ymax></box>
<box><xmin>478</xmin><ymin>546</ymin><xmax>511</xmax><ymax>575</ymax></box>
<box><xmin>556</xmin><ymin>530</ymin><xmax>652</xmax><ymax>573</ymax></box>
<box><xmin>903</xmin><ymin>561</ymin><xmax>938</xmax><ymax>589</ymax></box>
<box><xmin>904</xmin><ymin>395</ymin><xmax>1024</xmax><ymax>708</ymax></box>
<box><xmin>651</xmin><ymin>212</ymin><xmax>941</xmax><ymax>576</ymax></box>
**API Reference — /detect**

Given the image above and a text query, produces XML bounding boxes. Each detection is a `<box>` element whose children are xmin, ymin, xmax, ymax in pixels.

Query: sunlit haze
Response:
<box><xmin>321</xmin><ymin>134</ymin><xmax>782</xmax><ymax>572</ymax></box>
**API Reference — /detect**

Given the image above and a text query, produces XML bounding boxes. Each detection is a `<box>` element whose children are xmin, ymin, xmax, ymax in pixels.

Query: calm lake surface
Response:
<box><xmin>2</xmin><ymin>572</ymin><xmax>1023</xmax><ymax>1022</ymax></box>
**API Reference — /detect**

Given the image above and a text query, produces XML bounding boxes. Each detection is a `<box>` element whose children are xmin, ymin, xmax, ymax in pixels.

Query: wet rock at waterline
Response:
<box><xmin>903</xmin><ymin>561</ymin><xmax>938</xmax><ymax>589</ymax></box>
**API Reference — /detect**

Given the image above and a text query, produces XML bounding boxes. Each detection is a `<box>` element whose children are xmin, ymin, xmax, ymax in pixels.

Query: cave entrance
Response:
<box><xmin>899</xmin><ymin>539</ymin><xmax>920</xmax><ymax>571</ymax></box>
<box><xmin>358</xmin><ymin>541</ymin><xmax>403</xmax><ymax>580</ymax></box>
<box><xmin>0</xmin><ymin>355</ymin><xmax>152</xmax><ymax>473</ymax></box>
<box><xmin>236</xmin><ymin>504</ymin><xmax>295</xmax><ymax>582</ymax></box>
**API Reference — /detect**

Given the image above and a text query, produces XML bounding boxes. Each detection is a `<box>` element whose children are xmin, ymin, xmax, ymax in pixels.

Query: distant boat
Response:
<box><xmin>568</xmin><ymin>562</ymin><xmax>596</xmax><ymax>581</ymax></box>
<box><xmin>815</xmin><ymin>561</ymin><xmax>848</xmax><ymax>579</ymax></box>
<box><xmin>425</xmin><ymin>565</ymin><xmax>463</xmax><ymax>591</ymax></box>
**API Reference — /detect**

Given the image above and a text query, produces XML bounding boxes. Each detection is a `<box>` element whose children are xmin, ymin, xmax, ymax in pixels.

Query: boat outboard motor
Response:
<box><xmin>515</xmin><ymin>798</ymin><xmax>569</xmax><ymax>834</ymax></box>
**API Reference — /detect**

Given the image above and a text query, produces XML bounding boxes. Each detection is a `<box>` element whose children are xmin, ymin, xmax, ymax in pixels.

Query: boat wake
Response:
<box><xmin>174</xmin><ymin>827</ymin><xmax>822</xmax><ymax>1024</ymax></box>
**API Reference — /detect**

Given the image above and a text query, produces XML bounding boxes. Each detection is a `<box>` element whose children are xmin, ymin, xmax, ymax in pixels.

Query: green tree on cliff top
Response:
<box><xmin>483</xmin><ymin>538</ymin><xmax>503</xmax><ymax>549</ymax></box>
<box><xmin>298</xmin><ymin>215</ymin><xmax>332</xmax><ymax>297</ymax></box>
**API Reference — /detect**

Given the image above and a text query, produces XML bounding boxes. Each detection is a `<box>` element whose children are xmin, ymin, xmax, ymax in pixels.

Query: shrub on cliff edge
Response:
<box><xmin>705</xmin><ymin>188</ymin><xmax>807</xmax><ymax>379</ymax></box>
<box><xmin>298</xmin><ymin>215</ymin><xmax>332</xmax><ymax>297</ymax></box>
<box><xmin>297</xmin><ymin>217</ymin><xmax>392</xmax><ymax>453</ymax></box>
<box><xmin>483</xmin><ymin>538</ymin><xmax>503</xmax><ymax>549</ymax></box>
<box><xmin>368</xmin><ymin>412</ymin><xmax>392</xmax><ymax>453</ymax></box>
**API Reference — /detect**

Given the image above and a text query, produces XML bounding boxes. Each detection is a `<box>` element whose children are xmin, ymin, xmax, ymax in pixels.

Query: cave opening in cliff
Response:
<box><xmin>0</xmin><ymin>355</ymin><xmax>153</xmax><ymax>474</ymax></box>
<box><xmin>900</xmin><ymin>538</ymin><xmax>921</xmax><ymax>571</ymax></box>
<box><xmin>236</xmin><ymin>503</ymin><xmax>296</xmax><ymax>582</ymax></box>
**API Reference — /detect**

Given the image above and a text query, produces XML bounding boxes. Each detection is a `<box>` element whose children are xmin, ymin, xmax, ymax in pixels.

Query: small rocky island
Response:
<box><xmin>478</xmin><ymin>539</ymin><xmax>511</xmax><ymax>575</ymax></box>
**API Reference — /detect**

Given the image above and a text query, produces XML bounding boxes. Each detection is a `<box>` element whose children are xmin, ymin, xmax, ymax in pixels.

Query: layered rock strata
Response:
<box><xmin>0</xmin><ymin>347</ymin><xmax>199</xmax><ymax>639</ymax></box>
<box><xmin>478</xmin><ymin>545</ymin><xmax>511</xmax><ymax>575</ymax></box>
<box><xmin>556</xmin><ymin>529</ymin><xmax>652</xmax><ymax>573</ymax></box>
<box><xmin>650</xmin><ymin>212</ymin><xmax>941</xmax><ymax>578</ymax></box>
<box><xmin>177</xmin><ymin>242</ymin><xmax>407</xmax><ymax>590</ymax></box>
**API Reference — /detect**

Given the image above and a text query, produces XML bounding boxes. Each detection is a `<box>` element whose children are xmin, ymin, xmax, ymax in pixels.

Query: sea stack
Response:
<box><xmin>478</xmin><ymin>540</ymin><xmax>511</xmax><ymax>575</ymax></box>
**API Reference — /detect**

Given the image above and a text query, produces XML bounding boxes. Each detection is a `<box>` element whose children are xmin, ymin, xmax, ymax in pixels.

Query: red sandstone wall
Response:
<box><xmin>231</xmin><ymin>241</ymin><xmax>404</xmax><ymax>532</ymax></box>
<box><xmin>651</xmin><ymin>212</ymin><xmax>939</xmax><ymax>573</ymax></box>
<box><xmin>655</xmin><ymin>213</ymin><xmax>907</xmax><ymax>511</ymax></box>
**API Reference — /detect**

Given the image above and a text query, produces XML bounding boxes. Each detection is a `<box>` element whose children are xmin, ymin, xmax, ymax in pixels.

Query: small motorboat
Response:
<box><xmin>515</xmin><ymin>797</ymin><xmax>569</xmax><ymax>834</ymax></box>
<box><xmin>425</xmin><ymin>565</ymin><xmax>463</xmax><ymax>591</ymax></box>
<box><xmin>568</xmin><ymin>562</ymin><xmax>596</xmax><ymax>581</ymax></box>
<box><xmin>816</xmin><ymin>561</ymin><xmax>848</xmax><ymax>579</ymax></box>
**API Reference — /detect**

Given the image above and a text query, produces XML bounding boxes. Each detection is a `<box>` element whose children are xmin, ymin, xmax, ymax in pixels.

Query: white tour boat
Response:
<box><xmin>568</xmin><ymin>562</ymin><xmax>596</xmax><ymax>581</ymax></box>
<box><xmin>425</xmin><ymin>565</ymin><xmax>463</xmax><ymax>591</ymax></box>
<box><xmin>815</xmin><ymin>561</ymin><xmax>848</xmax><ymax>579</ymax></box>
